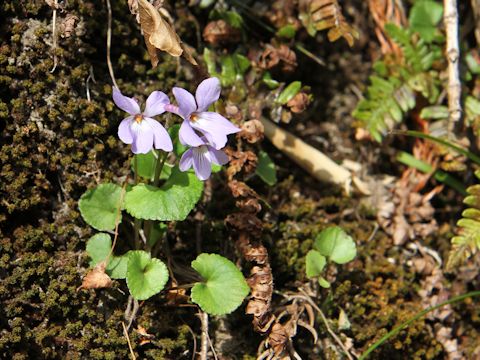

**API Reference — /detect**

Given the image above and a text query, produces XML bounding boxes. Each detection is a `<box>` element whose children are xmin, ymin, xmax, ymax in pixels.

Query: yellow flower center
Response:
<box><xmin>189</xmin><ymin>113</ymin><xmax>199</xmax><ymax>122</ymax></box>
<box><xmin>134</xmin><ymin>114</ymin><xmax>143</xmax><ymax>123</ymax></box>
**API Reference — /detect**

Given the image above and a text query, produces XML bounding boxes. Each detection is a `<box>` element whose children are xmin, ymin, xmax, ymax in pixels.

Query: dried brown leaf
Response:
<box><xmin>137</xmin><ymin>0</ymin><xmax>197</xmax><ymax>67</ymax></box>
<box><xmin>203</xmin><ymin>20</ymin><xmax>241</xmax><ymax>46</ymax></box>
<box><xmin>59</xmin><ymin>14</ymin><xmax>78</xmax><ymax>38</ymax></box>
<box><xmin>79</xmin><ymin>261</ymin><xmax>112</xmax><ymax>290</ymax></box>
<box><xmin>239</xmin><ymin>119</ymin><xmax>264</xmax><ymax>144</ymax></box>
<box><xmin>286</xmin><ymin>92</ymin><xmax>310</xmax><ymax>113</ymax></box>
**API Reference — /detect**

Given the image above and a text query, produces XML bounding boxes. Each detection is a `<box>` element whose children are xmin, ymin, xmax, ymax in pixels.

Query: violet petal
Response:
<box><xmin>118</xmin><ymin>116</ymin><xmax>134</xmax><ymax>144</ymax></box>
<box><xmin>179</xmin><ymin>148</ymin><xmax>194</xmax><ymax>172</ymax></box>
<box><xmin>172</xmin><ymin>87</ymin><xmax>197</xmax><ymax>118</ymax></box>
<box><xmin>144</xmin><ymin>91</ymin><xmax>169</xmax><ymax>117</ymax></box>
<box><xmin>207</xmin><ymin>146</ymin><xmax>229</xmax><ymax>166</ymax></box>
<box><xmin>195</xmin><ymin>77</ymin><xmax>221</xmax><ymax>112</ymax></box>
<box><xmin>191</xmin><ymin>112</ymin><xmax>240</xmax><ymax>149</ymax></box>
<box><xmin>130</xmin><ymin>121</ymin><xmax>154</xmax><ymax>154</ymax></box>
<box><xmin>179</xmin><ymin>120</ymin><xmax>204</xmax><ymax>147</ymax></box>
<box><xmin>113</xmin><ymin>87</ymin><xmax>140</xmax><ymax>115</ymax></box>
<box><xmin>192</xmin><ymin>147</ymin><xmax>212</xmax><ymax>181</ymax></box>
<box><xmin>144</xmin><ymin>117</ymin><xmax>173</xmax><ymax>152</ymax></box>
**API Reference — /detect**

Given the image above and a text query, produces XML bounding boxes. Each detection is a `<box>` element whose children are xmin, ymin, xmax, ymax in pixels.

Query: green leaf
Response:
<box><xmin>203</xmin><ymin>48</ymin><xmax>219</xmax><ymax>78</ymax></box>
<box><xmin>191</xmin><ymin>253</ymin><xmax>250</xmax><ymax>315</ymax></box>
<box><xmin>79</xmin><ymin>183</ymin><xmax>123</xmax><ymax>231</ymax></box>
<box><xmin>255</xmin><ymin>151</ymin><xmax>277</xmax><ymax>186</ymax></box>
<box><xmin>85</xmin><ymin>233</ymin><xmax>129</xmax><ymax>279</ymax></box>
<box><xmin>124</xmin><ymin>167</ymin><xmax>203</xmax><ymax>221</ymax></box>
<box><xmin>305</xmin><ymin>250</ymin><xmax>326</xmax><ymax>278</ymax></box>
<box><xmin>133</xmin><ymin>151</ymin><xmax>156</xmax><ymax>179</ymax></box>
<box><xmin>234</xmin><ymin>54</ymin><xmax>251</xmax><ymax>75</ymax></box>
<box><xmin>318</xmin><ymin>276</ymin><xmax>331</xmax><ymax>288</ymax></box>
<box><xmin>262</xmin><ymin>72</ymin><xmax>280</xmax><ymax>89</ymax></box>
<box><xmin>126</xmin><ymin>251</ymin><xmax>169</xmax><ymax>300</ymax></box>
<box><xmin>314</xmin><ymin>227</ymin><xmax>356</xmax><ymax>264</ymax></box>
<box><xmin>420</xmin><ymin>106</ymin><xmax>449</xmax><ymax>119</ymax></box>
<box><xmin>148</xmin><ymin>222</ymin><xmax>167</xmax><ymax>248</ymax></box>
<box><xmin>132</xmin><ymin>151</ymin><xmax>173</xmax><ymax>180</ymax></box>
<box><xmin>276</xmin><ymin>24</ymin><xmax>296</xmax><ymax>39</ymax></box>
<box><xmin>86</xmin><ymin>233</ymin><xmax>112</xmax><ymax>267</ymax></box>
<box><xmin>220</xmin><ymin>55</ymin><xmax>236</xmax><ymax>86</ymax></box>
<box><xmin>466</xmin><ymin>52</ymin><xmax>480</xmax><ymax>75</ymax></box>
<box><xmin>409</xmin><ymin>1</ymin><xmax>443</xmax><ymax>42</ymax></box>
<box><xmin>276</xmin><ymin>81</ymin><xmax>301</xmax><ymax>105</ymax></box>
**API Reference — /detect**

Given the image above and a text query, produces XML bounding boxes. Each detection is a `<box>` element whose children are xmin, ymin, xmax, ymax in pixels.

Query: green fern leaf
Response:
<box><xmin>447</xmin><ymin>171</ymin><xmax>480</xmax><ymax>270</ymax></box>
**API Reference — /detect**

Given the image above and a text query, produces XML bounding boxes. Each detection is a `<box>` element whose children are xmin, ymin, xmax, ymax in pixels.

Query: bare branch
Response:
<box><xmin>444</xmin><ymin>0</ymin><xmax>462</xmax><ymax>132</ymax></box>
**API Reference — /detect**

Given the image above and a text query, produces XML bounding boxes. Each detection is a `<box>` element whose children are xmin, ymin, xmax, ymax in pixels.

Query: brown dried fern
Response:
<box><xmin>299</xmin><ymin>0</ymin><xmax>359</xmax><ymax>46</ymax></box>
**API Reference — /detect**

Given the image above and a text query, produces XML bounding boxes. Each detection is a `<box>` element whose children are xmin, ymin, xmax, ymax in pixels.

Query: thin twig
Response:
<box><xmin>122</xmin><ymin>321</ymin><xmax>137</xmax><ymax>360</ymax></box>
<box><xmin>298</xmin><ymin>288</ymin><xmax>355</xmax><ymax>360</ymax></box>
<box><xmin>198</xmin><ymin>310</ymin><xmax>209</xmax><ymax>360</ymax></box>
<box><xmin>105</xmin><ymin>0</ymin><xmax>119</xmax><ymax>89</ymax></box>
<box><xmin>184</xmin><ymin>322</ymin><xmax>198</xmax><ymax>360</ymax></box>
<box><xmin>444</xmin><ymin>0</ymin><xmax>462</xmax><ymax>132</ymax></box>
<box><xmin>206</xmin><ymin>331</ymin><xmax>218</xmax><ymax>360</ymax></box>
<box><xmin>127</xmin><ymin>298</ymin><xmax>140</xmax><ymax>330</ymax></box>
<box><xmin>50</xmin><ymin>0</ymin><xmax>58</xmax><ymax>73</ymax></box>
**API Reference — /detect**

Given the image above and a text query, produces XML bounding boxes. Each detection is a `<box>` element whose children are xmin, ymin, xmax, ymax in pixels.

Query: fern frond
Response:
<box><xmin>352</xmin><ymin>23</ymin><xmax>443</xmax><ymax>141</ymax></box>
<box><xmin>447</xmin><ymin>170</ymin><xmax>480</xmax><ymax>270</ymax></box>
<box><xmin>353</xmin><ymin>76</ymin><xmax>415</xmax><ymax>142</ymax></box>
<box><xmin>298</xmin><ymin>0</ymin><xmax>359</xmax><ymax>46</ymax></box>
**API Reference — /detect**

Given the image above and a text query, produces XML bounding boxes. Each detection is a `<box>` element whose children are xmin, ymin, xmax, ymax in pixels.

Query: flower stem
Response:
<box><xmin>153</xmin><ymin>150</ymin><xmax>168</xmax><ymax>187</ymax></box>
<box><xmin>133</xmin><ymin>155</ymin><xmax>141</xmax><ymax>250</ymax></box>
<box><xmin>144</xmin><ymin>150</ymin><xmax>168</xmax><ymax>250</ymax></box>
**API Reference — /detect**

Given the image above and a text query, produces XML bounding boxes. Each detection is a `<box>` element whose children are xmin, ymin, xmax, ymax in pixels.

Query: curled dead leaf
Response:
<box><xmin>78</xmin><ymin>261</ymin><xmax>112</xmax><ymax>290</ymax></box>
<box><xmin>137</xmin><ymin>0</ymin><xmax>197</xmax><ymax>67</ymax></box>
<box><xmin>59</xmin><ymin>14</ymin><xmax>79</xmax><ymax>38</ymax></box>
<box><xmin>239</xmin><ymin>119</ymin><xmax>264</xmax><ymax>144</ymax></box>
<box><xmin>286</xmin><ymin>92</ymin><xmax>310</xmax><ymax>113</ymax></box>
<box><xmin>203</xmin><ymin>20</ymin><xmax>241</xmax><ymax>46</ymax></box>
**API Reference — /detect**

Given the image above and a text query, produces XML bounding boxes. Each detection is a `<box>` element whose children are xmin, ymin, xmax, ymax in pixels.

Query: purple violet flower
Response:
<box><xmin>179</xmin><ymin>138</ymin><xmax>229</xmax><ymax>181</ymax></box>
<box><xmin>165</xmin><ymin>77</ymin><xmax>240</xmax><ymax>150</ymax></box>
<box><xmin>113</xmin><ymin>87</ymin><xmax>173</xmax><ymax>154</ymax></box>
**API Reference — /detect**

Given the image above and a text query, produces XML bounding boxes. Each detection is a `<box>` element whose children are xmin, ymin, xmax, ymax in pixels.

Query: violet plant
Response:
<box><xmin>78</xmin><ymin>78</ymin><xmax>249</xmax><ymax>314</ymax></box>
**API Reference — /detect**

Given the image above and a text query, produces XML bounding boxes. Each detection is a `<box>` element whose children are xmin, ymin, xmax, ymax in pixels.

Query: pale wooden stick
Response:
<box><xmin>260</xmin><ymin>117</ymin><xmax>369</xmax><ymax>194</ymax></box>
<box><xmin>444</xmin><ymin>0</ymin><xmax>462</xmax><ymax>131</ymax></box>
<box><xmin>50</xmin><ymin>0</ymin><xmax>58</xmax><ymax>73</ymax></box>
<box><xmin>198</xmin><ymin>311</ymin><xmax>209</xmax><ymax>360</ymax></box>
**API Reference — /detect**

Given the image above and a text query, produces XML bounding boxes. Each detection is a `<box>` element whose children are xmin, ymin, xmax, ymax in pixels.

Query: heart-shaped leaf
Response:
<box><xmin>126</xmin><ymin>251</ymin><xmax>169</xmax><ymax>300</ymax></box>
<box><xmin>132</xmin><ymin>151</ymin><xmax>173</xmax><ymax>181</ymax></box>
<box><xmin>124</xmin><ymin>166</ymin><xmax>203</xmax><ymax>221</ymax></box>
<box><xmin>305</xmin><ymin>250</ymin><xmax>326</xmax><ymax>278</ymax></box>
<box><xmin>314</xmin><ymin>226</ymin><xmax>357</xmax><ymax>264</ymax></box>
<box><xmin>79</xmin><ymin>183</ymin><xmax>123</xmax><ymax>231</ymax></box>
<box><xmin>85</xmin><ymin>233</ymin><xmax>129</xmax><ymax>279</ymax></box>
<box><xmin>191</xmin><ymin>253</ymin><xmax>250</xmax><ymax>315</ymax></box>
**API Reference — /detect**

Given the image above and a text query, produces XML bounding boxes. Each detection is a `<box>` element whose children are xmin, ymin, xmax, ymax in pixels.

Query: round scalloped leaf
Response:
<box><xmin>86</xmin><ymin>233</ymin><xmax>112</xmax><ymax>267</ymax></box>
<box><xmin>79</xmin><ymin>183</ymin><xmax>123</xmax><ymax>231</ymax></box>
<box><xmin>314</xmin><ymin>226</ymin><xmax>356</xmax><ymax>264</ymax></box>
<box><xmin>191</xmin><ymin>253</ymin><xmax>250</xmax><ymax>315</ymax></box>
<box><xmin>126</xmin><ymin>251</ymin><xmax>169</xmax><ymax>300</ymax></box>
<box><xmin>124</xmin><ymin>167</ymin><xmax>203</xmax><ymax>221</ymax></box>
<box><xmin>305</xmin><ymin>250</ymin><xmax>326</xmax><ymax>279</ymax></box>
<box><xmin>85</xmin><ymin>233</ymin><xmax>129</xmax><ymax>279</ymax></box>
